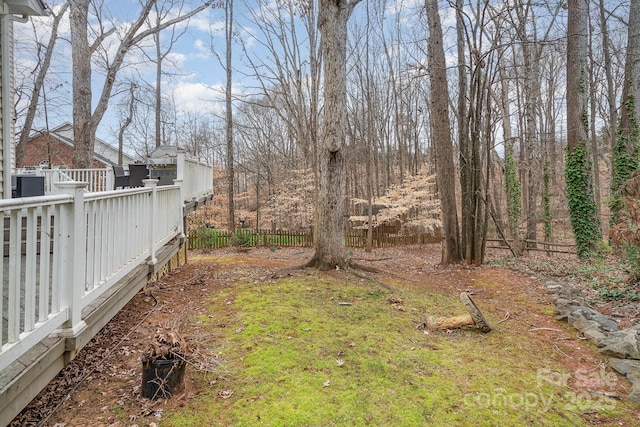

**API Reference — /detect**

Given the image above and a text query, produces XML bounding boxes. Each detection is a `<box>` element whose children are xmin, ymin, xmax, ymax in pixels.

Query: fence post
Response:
<box><xmin>144</xmin><ymin>179</ymin><xmax>159</xmax><ymax>265</ymax></box>
<box><xmin>56</xmin><ymin>181</ymin><xmax>89</xmax><ymax>335</ymax></box>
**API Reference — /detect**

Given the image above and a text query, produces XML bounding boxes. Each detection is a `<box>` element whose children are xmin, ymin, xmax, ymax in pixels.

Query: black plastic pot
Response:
<box><xmin>141</xmin><ymin>356</ymin><xmax>186</xmax><ymax>399</ymax></box>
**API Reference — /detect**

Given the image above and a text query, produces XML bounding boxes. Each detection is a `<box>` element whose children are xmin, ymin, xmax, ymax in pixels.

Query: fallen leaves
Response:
<box><xmin>218</xmin><ymin>389</ymin><xmax>234</xmax><ymax>399</ymax></box>
<box><xmin>386</xmin><ymin>295</ymin><xmax>405</xmax><ymax>311</ymax></box>
<box><xmin>143</xmin><ymin>321</ymin><xmax>192</xmax><ymax>361</ymax></box>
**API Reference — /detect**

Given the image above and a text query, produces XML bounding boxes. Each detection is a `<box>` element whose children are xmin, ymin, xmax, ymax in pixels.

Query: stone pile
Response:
<box><xmin>546</xmin><ymin>280</ymin><xmax>640</xmax><ymax>402</ymax></box>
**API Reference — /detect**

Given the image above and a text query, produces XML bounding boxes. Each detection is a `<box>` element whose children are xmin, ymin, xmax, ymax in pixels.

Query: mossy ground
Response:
<box><xmin>163</xmin><ymin>266</ymin><xmax>637</xmax><ymax>426</ymax></box>
<box><xmin>38</xmin><ymin>247</ymin><xmax>640</xmax><ymax>426</ymax></box>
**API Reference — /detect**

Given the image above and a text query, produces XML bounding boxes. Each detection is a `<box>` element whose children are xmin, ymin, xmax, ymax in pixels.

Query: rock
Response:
<box><xmin>600</xmin><ymin>328</ymin><xmax>640</xmax><ymax>359</ymax></box>
<box><xmin>627</xmin><ymin>365</ymin><xmax>640</xmax><ymax>403</ymax></box>
<box><xmin>583</xmin><ymin>329</ymin><xmax>607</xmax><ymax>346</ymax></box>
<box><xmin>567</xmin><ymin>307</ymin><xmax>600</xmax><ymax>321</ymax></box>
<box><xmin>589</xmin><ymin>313</ymin><xmax>619</xmax><ymax>332</ymax></box>
<box><xmin>567</xmin><ymin>307</ymin><xmax>618</xmax><ymax>333</ymax></box>
<box><xmin>545</xmin><ymin>282</ymin><xmax>563</xmax><ymax>292</ymax></box>
<box><xmin>609</xmin><ymin>358</ymin><xmax>640</xmax><ymax>376</ymax></box>
<box><xmin>572</xmin><ymin>316</ymin><xmax>602</xmax><ymax>333</ymax></box>
<box><xmin>553</xmin><ymin>297</ymin><xmax>579</xmax><ymax>309</ymax></box>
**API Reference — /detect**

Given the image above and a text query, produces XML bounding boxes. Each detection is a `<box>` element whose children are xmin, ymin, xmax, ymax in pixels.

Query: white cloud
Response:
<box><xmin>171</xmin><ymin>81</ymin><xmax>223</xmax><ymax>113</ymax></box>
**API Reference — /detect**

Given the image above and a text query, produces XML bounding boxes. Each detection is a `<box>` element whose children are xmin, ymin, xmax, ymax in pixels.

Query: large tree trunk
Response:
<box><xmin>155</xmin><ymin>9</ymin><xmax>162</xmax><ymax>149</ymax></box>
<box><xmin>426</xmin><ymin>0</ymin><xmax>460</xmax><ymax>264</ymax></box>
<box><xmin>455</xmin><ymin>0</ymin><xmax>471</xmax><ymax>259</ymax></box>
<box><xmin>225</xmin><ymin>0</ymin><xmax>235</xmax><ymax>231</ymax></box>
<box><xmin>588</xmin><ymin>31</ymin><xmax>602</xmax><ymax>223</ymax></box>
<box><xmin>611</xmin><ymin>0</ymin><xmax>640</xmax><ymax>225</ymax></box>
<box><xmin>308</xmin><ymin>0</ymin><xmax>360</xmax><ymax>269</ymax></box>
<box><xmin>523</xmin><ymin>42</ymin><xmax>539</xmax><ymax>249</ymax></box>
<box><xmin>565</xmin><ymin>0</ymin><xmax>602</xmax><ymax>258</ymax></box>
<box><xmin>495</xmin><ymin>62</ymin><xmax>522</xmax><ymax>255</ymax></box>
<box><xmin>70</xmin><ymin>0</ymin><xmax>94</xmax><ymax>169</ymax></box>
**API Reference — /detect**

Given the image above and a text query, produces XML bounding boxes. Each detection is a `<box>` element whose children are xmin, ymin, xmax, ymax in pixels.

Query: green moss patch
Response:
<box><xmin>164</xmin><ymin>274</ymin><xmax>634</xmax><ymax>426</ymax></box>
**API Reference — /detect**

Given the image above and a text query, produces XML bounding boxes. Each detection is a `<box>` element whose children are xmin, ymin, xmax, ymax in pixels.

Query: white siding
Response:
<box><xmin>0</xmin><ymin>16</ymin><xmax>6</xmax><ymax>199</ymax></box>
<box><xmin>8</xmin><ymin>17</ymin><xmax>13</xmax><ymax>176</ymax></box>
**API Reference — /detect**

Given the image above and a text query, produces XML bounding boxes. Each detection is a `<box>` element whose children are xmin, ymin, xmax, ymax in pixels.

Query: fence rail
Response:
<box><xmin>188</xmin><ymin>228</ymin><xmax>441</xmax><ymax>250</ymax></box>
<box><xmin>486</xmin><ymin>238</ymin><xmax>577</xmax><ymax>255</ymax></box>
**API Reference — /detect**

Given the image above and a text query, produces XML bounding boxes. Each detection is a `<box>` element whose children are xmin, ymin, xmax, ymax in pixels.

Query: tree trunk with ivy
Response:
<box><xmin>611</xmin><ymin>0</ymin><xmax>640</xmax><ymax>225</ymax></box>
<box><xmin>565</xmin><ymin>0</ymin><xmax>602</xmax><ymax>258</ymax></box>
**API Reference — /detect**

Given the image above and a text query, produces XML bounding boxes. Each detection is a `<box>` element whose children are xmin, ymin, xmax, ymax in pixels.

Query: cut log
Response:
<box><xmin>426</xmin><ymin>292</ymin><xmax>492</xmax><ymax>333</ymax></box>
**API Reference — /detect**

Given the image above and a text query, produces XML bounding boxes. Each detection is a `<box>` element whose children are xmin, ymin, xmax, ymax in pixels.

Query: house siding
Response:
<box><xmin>8</xmin><ymin>16</ymin><xmax>13</xmax><ymax>176</ymax></box>
<box><xmin>19</xmin><ymin>134</ymin><xmax>108</xmax><ymax>168</ymax></box>
<box><xmin>0</xmin><ymin>16</ymin><xmax>5</xmax><ymax>198</ymax></box>
<box><xmin>48</xmin><ymin>123</ymin><xmax>136</xmax><ymax>165</ymax></box>
<box><xmin>0</xmin><ymin>14</ymin><xmax>16</xmax><ymax>199</ymax></box>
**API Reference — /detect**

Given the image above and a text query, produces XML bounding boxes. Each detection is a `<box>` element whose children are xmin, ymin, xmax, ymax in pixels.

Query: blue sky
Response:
<box><xmin>14</xmin><ymin>0</ymin><xmax>239</xmax><ymax>144</ymax></box>
<box><xmin>14</xmin><ymin>0</ymin><xmax>430</xmax><ymax>149</ymax></box>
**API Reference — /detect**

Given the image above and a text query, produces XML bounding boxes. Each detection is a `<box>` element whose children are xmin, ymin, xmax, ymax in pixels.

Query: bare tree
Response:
<box><xmin>225</xmin><ymin>0</ymin><xmax>235</xmax><ymax>232</ymax></box>
<box><xmin>240</xmin><ymin>0</ymin><xmax>322</xmax><ymax>183</ymax></box>
<box><xmin>307</xmin><ymin>0</ymin><xmax>362</xmax><ymax>269</ymax></box>
<box><xmin>69</xmin><ymin>0</ymin><xmax>214</xmax><ymax>168</ymax></box>
<box><xmin>16</xmin><ymin>2</ymin><xmax>69</xmax><ymax>167</ymax></box>
<box><xmin>141</xmin><ymin>1</ymin><xmax>195</xmax><ymax>148</ymax></box>
<box><xmin>117</xmin><ymin>81</ymin><xmax>138</xmax><ymax>165</ymax></box>
<box><xmin>426</xmin><ymin>0</ymin><xmax>460</xmax><ymax>264</ymax></box>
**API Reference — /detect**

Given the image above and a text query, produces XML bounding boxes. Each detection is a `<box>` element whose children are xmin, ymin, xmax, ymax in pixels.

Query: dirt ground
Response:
<box><xmin>10</xmin><ymin>245</ymin><xmax>640</xmax><ymax>426</ymax></box>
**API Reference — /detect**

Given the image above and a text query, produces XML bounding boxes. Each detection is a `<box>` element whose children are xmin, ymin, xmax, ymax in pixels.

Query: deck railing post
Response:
<box><xmin>173</xmin><ymin>178</ymin><xmax>186</xmax><ymax>239</ymax></box>
<box><xmin>144</xmin><ymin>179</ymin><xmax>159</xmax><ymax>265</ymax></box>
<box><xmin>176</xmin><ymin>150</ymin><xmax>185</xmax><ymax>182</ymax></box>
<box><xmin>56</xmin><ymin>181</ymin><xmax>89</xmax><ymax>334</ymax></box>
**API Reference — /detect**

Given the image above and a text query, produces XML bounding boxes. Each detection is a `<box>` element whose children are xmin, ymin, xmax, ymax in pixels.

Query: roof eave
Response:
<box><xmin>5</xmin><ymin>0</ymin><xmax>50</xmax><ymax>16</ymax></box>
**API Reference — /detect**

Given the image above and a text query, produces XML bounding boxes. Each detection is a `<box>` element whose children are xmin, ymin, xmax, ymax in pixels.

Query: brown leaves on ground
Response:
<box><xmin>144</xmin><ymin>322</ymin><xmax>192</xmax><ymax>361</ymax></box>
<box><xmin>386</xmin><ymin>295</ymin><xmax>406</xmax><ymax>311</ymax></box>
<box><xmin>12</xmin><ymin>245</ymin><xmax>640</xmax><ymax>426</ymax></box>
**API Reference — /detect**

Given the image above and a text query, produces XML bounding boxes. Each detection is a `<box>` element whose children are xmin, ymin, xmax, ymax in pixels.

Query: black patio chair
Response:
<box><xmin>128</xmin><ymin>164</ymin><xmax>149</xmax><ymax>188</ymax></box>
<box><xmin>113</xmin><ymin>165</ymin><xmax>129</xmax><ymax>189</ymax></box>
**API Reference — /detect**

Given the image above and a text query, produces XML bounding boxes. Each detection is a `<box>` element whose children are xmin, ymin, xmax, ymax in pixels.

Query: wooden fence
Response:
<box><xmin>486</xmin><ymin>238</ymin><xmax>576</xmax><ymax>255</ymax></box>
<box><xmin>188</xmin><ymin>228</ymin><xmax>441</xmax><ymax>250</ymax></box>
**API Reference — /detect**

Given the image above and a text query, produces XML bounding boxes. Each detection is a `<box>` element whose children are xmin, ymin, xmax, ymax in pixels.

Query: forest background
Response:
<box><xmin>13</xmin><ymin>0</ymin><xmax>639</xmax><ymax>267</ymax></box>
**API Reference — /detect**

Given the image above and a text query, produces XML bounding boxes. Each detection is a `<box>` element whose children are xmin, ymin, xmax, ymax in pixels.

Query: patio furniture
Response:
<box><xmin>113</xmin><ymin>165</ymin><xmax>129</xmax><ymax>189</ymax></box>
<box><xmin>128</xmin><ymin>164</ymin><xmax>149</xmax><ymax>188</ymax></box>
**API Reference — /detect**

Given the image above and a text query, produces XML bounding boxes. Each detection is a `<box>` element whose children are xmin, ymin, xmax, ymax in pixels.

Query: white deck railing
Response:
<box><xmin>0</xmin><ymin>180</ymin><xmax>183</xmax><ymax>372</ymax></box>
<box><xmin>18</xmin><ymin>156</ymin><xmax>212</xmax><ymax>199</ymax></box>
<box><xmin>181</xmin><ymin>156</ymin><xmax>213</xmax><ymax>201</ymax></box>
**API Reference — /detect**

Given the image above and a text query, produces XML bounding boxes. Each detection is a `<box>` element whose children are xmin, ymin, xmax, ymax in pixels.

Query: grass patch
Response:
<box><xmin>164</xmin><ymin>274</ymin><xmax>632</xmax><ymax>426</ymax></box>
